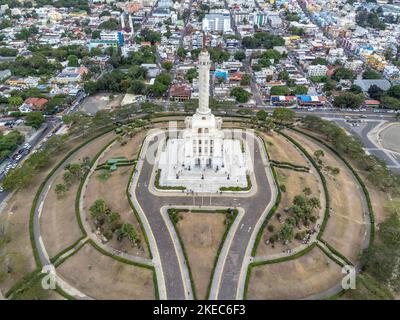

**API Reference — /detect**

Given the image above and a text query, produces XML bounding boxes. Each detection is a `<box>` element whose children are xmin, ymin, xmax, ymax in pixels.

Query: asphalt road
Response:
<box><xmin>334</xmin><ymin>119</ymin><xmax>400</xmax><ymax>173</ymax></box>
<box><xmin>135</xmin><ymin>132</ymin><xmax>272</xmax><ymax>299</ymax></box>
<box><xmin>0</xmin><ymin>121</ymin><xmax>57</xmax><ymax>205</ymax></box>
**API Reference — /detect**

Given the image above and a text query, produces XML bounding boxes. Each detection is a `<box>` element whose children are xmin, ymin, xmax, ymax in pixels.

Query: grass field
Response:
<box><xmin>56</xmin><ymin>243</ymin><xmax>154</xmax><ymax>299</ymax></box>
<box><xmin>286</xmin><ymin>130</ymin><xmax>366</xmax><ymax>263</ymax></box>
<box><xmin>176</xmin><ymin>211</ymin><xmax>226</xmax><ymax>299</ymax></box>
<box><xmin>83</xmin><ymin>131</ymin><xmax>149</xmax><ymax>257</ymax></box>
<box><xmin>248</xmin><ymin>246</ymin><xmax>342</xmax><ymax>299</ymax></box>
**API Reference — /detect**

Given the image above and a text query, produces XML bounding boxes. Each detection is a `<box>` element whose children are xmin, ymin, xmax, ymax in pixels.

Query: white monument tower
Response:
<box><xmin>157</xmin><ymin>50</ymin><xmax>251</xmax><ymax>192</ymax></box>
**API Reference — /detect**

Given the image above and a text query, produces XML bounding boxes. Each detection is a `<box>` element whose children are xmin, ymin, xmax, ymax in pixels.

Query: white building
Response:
<box><xmin>157</xmin><ymin>50</ymin><xmax>251</xmax><ymax>192</ymax></box>
<box><xmin>202</xmin><ymin>10</ymin><xmax>231</xmax><ymax>33</ymax></box>
<box><xmin>384</xmin><ymin>65</ymin><xmax>400</xmax><ymax>80</ymax></box>
<box><xmin>308</xmin><ymin>64</ymin><xmax>328</xmax><ymax>77</ymax></box>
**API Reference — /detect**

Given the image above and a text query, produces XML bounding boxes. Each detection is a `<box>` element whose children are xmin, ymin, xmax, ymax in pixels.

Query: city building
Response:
<box><xmin>202</xmin><ymin>10</ymin><xmax>231</xmax><ymax>33</ymax></box>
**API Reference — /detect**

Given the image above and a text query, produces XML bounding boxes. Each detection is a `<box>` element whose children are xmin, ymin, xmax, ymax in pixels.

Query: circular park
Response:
<box><xmin>1</xmin><ymin>106</ymin><xmax>398</xmax><ymax>300</ymax></box>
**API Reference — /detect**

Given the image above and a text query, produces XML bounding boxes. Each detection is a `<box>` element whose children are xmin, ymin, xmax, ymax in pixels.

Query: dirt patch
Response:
<box><xmin>83</xmin><ymin>131</ymin><xmax>149</xmax><ymax>258</ymax></box>
<box><xmin>248</xmin><ymin>247</ymin><xmax>342</xmax><ymax>299</ymax></box>
<box><xmin>256</xmin><ymin>132</ymin><xmax>323</xmax><ymax>256</ymax></box>
<box><xmin>260</xmin><ymin>132</ymin><xmax>309</xmax><ymax>166</ymax></box>
<box><xmin>0</xmin><ymin>133</ymin><xmax>111</xmax><ymax>293</ymax></box>
<box><xmin>40</xmin><ymin>132</ymin><xmax>115</xmax><ymax>258</ymax></box>
<box><xmin>56</xmin><ymin>243</ymin><xmax>154</xmax><ymax>299</ymax></box>
<box><xmin>286</xmin><ymin>130</ymin><xmax>366</xmax><ymax>263</ymax></box>
<box><xmin>79</xmin><ymin>93</ymin><xmax>123</xmax><ymax>115</ymax></box>
<box><xmin>256</xmin><ymin>167</ymin><xmax>322</xmax><ymax>256</ymax></box>
<box><xmin>176</xmin><ymin>211</ymin><xmax>226</xmax><ymax>299</ymax></box>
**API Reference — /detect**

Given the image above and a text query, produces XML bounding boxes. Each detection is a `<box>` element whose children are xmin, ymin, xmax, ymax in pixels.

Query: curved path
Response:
<box><xmin>131</xmin><ymin>129</ymin><xmax>276</xmax><ymax>299</ymax></box>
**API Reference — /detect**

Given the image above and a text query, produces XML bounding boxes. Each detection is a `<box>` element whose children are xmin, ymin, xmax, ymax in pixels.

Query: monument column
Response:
<box><xmin>197</xmin><ymin>49</ymin><xmax>211</xmax><ymax>115</ymax></box>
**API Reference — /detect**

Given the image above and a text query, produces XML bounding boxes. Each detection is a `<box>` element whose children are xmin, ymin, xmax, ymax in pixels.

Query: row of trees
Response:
<box><xmin>361</xmin><ymin>201</ymin><xmax>400</xmax><ymax>293</ymax></box>
<box><xmin>302</xmin><ymin>116</ymin><xmax>400</xmax><ymax>195</ymax></box>
<box><xmin>2</xmin><ymin>134</ymin><xmax>69</xmax><ymax>191</ymax></box>
<box><xmin>2</xmin><ymin>53</ymin><xmax>62</xmax><ymax>77</ymax></box>
<box><xmin>0</xmin><ymin>130</ymin><xmax>24</xmax><ymax>161</ymax></box>
<box><xmin>242</xmin><ymin>32</ymin><xmax>285</xmax><ymax>49</ymax></box>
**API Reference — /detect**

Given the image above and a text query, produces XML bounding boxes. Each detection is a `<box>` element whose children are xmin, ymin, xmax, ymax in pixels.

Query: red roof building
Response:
<box><xmin>364</xmin><ymin>100</ymin><xmax>380</xmax><ymax>107</ymax></box>
<box><xmin>24</xmin><ymin>97</ymin><xmax>48</xmax><ymax>111</ymax></box>
<box><xmin>170</xmin><ymin>84</ymin><xmax>191</xmax><ymax>102</ymax></box>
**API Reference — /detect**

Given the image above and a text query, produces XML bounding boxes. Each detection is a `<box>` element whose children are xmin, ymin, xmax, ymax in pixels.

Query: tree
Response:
<box><xmin>279</xmin><ymin>223</ymin><xmax>294</xmax><ymax>242</ymax></box>
<box><xmin>311</xmin><ymin>57</ymin><xmax>329</xmax><ymax>66</ymax></box>
<box><xmin>186</xmin><ymin>68</ymin><xmax>198</xmax><ymax>83</ymax></box>
<box><xmin>388</xmin><ymin>85</ymin><xmax>400</xmax><ymax>99</ymax></box>
<box><xmin>256</xmin><ymin>110</ymin><xmax>268</xmax><ymax>121</ymax></box>
<box><xmin>289</xmin><ymin>26</ymin><xmax>305</xmax><ymax>36</ymax></box>
<box><xmin>381</xmin><ymin>96</ymin><xmax>400</xmax><ymax>109</ymax></box>
<box><xmin>91</xmin><ymin>30</ymin><xmax>101</xmax><ymax>39</ymax></box>
<box><xmin>67</xmin><ymin>54</ymin><xmax>79</xmax><ymax>67</ymax></box>
<box><xmin>98</xmin><ymin>18</ymin><xmax>119</xmax><ymax>30</ymax></box>
<box><xmin>272</xmin><ymin>108</ymin><xmax>295</xmax><ymax>124</ymax></box>
<box><xmin>292</xmin><ymin>85</ymin><xmax>308</xmax><ymax>95</ymax></box>
<box><xmin>278</xmin><ymin>70</ymin><xmax>289</xmax><ymax>81</ymax></box>
<box><xmin>240</xmin><ymin>74</ymin><xmax>251</xmax><ymax>86</ymax></box>
<box><xmin>8</xmin><ymin>96</ymin><xmax>23</xmax><ymax>107</ymax></box>
<box><xmin>333</xmin><ymin>92</ymin><xmax>365</xmax><ymax>109</ymax></box>
<box><xmin>177</xmin><ymin>47</ymin><xmax>187</xmax><ymax>59</ymax></box>
<box><xmin>55</xmin><ymin>183</ymin><xmax>68</xmax><ymax>198</ymax></box>
<box><xmin>25</xmin><ymin>111</ymin><xmax>45</xmax><ymax>129</ymax></box>
<box><xmin>89</xmin><ymin>198</ymin><xmax>108</xmax><ymax>220</ymax></box>
<box><xmin>314</xmin><ymin>149</ymin><xmax>325</xmax><ymax>159</ymax></box>
<box><xmin>363</xmin><ymin>69</ymin><xmax>382</xmax><ymax>79</ymax></box>
<box><xmin>368</xmin><ymin>85</ymin><xmax>384</xmax><ymax>100</ymax></box>
<box><xmin>234</xmin><ymin>51</ymin><xmax>246</xmax><ymax>61</ymax></box>
<box><xmin>128</xmin><ymin>80</ymin><xmax>146</xmax><ymax>95</ymax></box>
<box><xmin>230</xmin><ymin>87</ymin><xmax>251</xmax><ymax>103</ymax></box>
<box><xmin>270</xmin><ymin>86</ymin><xmax>291</xmax><ymax>96</ymax></box>
<box><xmin>349</xmin><ymin>84</ymin><xmax>363</xmax><ymax>94</ymax></box>
<box><xmin>332</xmin><ymin>67</ymin><xmax>355</xmax><ymax>81</ymax></box>
<box><xmin>162</xmin><ymin>61</ymin><xmax>173</xmax><ymax>72</ymax></box>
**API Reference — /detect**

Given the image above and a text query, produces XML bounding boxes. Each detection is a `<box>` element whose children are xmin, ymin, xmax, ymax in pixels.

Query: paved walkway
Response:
<box><xmin>131</xmin><ymin>129</ymin><xmax>275</xmax><ymax>299</ymax></box>
<box><xmin>79</xmin><ymin>140</ymin><xmax>153</xmax><ymax>267</ymax></box>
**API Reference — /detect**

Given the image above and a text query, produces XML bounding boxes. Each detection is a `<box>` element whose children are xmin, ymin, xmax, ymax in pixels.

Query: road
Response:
<box><xmin>0</xmin><ymin>120</ymin><xmax>59</xmax><ymax>205</ymax></box>
<box><xmin>334</xmin><ymin>119</ymin><xmax>400</xmax><ymax>173</ymax></box>
<box><xmin>134</xmin><ymin>131</ymin><xmax>273</xmax><ymax>299</ymax></box>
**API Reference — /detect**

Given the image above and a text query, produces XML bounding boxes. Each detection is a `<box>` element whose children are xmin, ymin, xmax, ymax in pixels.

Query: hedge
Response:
<box><xmin>155</xmin><ymin>169</ymin><xmax>186</xmax><ymax>190</ymax></box>
<box><xmin>269</xmin><ymin>160</ymin><xmax>310</xmax><ymax>171</ymax></box>
<box><xmin>270</xmin><ymin>163</ymin><xmax>310</xmax><ymax>172</ymax></box>
<box><xmin>87</xmin><ymin>240</ymin><xmax>160</xmax><ymax>299</ymax></box>
<box><xmin>166</xmin><ymin>208</ymin><xmax>197</xmax><ymax>300</ymax></box>
<box><xmin>316</xmin><ymin>242</ymin><xmax>346</xmax><ymax>268</ymax></box>
<box><xmin>5</xmin><ymin>267</ymin><xmax>41</xmax><ymax>299</ymax></box>
<box><xmin>52</xmin><ymin>239</ymin><xmax>88</xmax><ymax>268</ymax></box>
<box><xmin>126</xmin><ymin>135</ymin><xmax>153</xmax><ymax>259</ymax></box>
<box><xmin>250</xmin><ymin>136</ymin><xmax>281</xmax><ymax>257</ymax></box>
<box><xmin>278</xmin><ymin>130</ymin><xmax>331</xmax><ymax>237</ymax></box>
<box><xmin>318</xmin><ymin>239</ymin><xmax>353</xmax><ymax>267</ymax></box>
<box><xmin>205</xmin><ymin>208</ymin><xmax>239</xmax><ymax>299</ymax></box>
<box><xmin>55</xmin><ymin>285</ymin><xmax>77</xmax><ymax>300</ymax></box>
<box><xmin>290</xmin><ymin>127</ymin><xmax>375</xmax><ymax>244</ymax></box>
<box><xmin>50</xmin><ymin>236</ymin><xmax>88</xmax><ymax>264</ymax></box>
<box><xmin>220</xmin><ymin>175</ymin><xmax>252</xmax><ymax>191</ymax></box>
<box><xmin>29</xmin><ymin>126</ymin><xmax>118</xmax><ymax>268</ymax></box>
<box><xmin>75</xmin><ymin>137</ymin><xmax>118</xmax><ymax>236</ymax></box>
